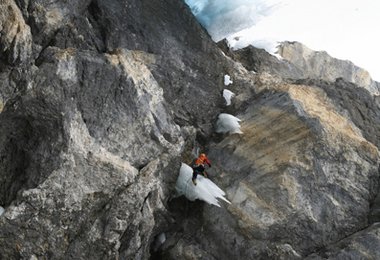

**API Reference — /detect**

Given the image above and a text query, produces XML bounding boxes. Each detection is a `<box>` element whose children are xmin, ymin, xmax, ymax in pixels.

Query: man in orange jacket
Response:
<box><xmin>192</xmin><ymin>153</ymin><xmax>211</xmax><ymax>185</ymax></box>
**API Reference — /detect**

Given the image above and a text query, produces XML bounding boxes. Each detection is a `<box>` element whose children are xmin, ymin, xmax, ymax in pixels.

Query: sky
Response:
<box><xmin>185</xmin><ymin>0</ymin><xmax>380</xmax><ymax>81</ymax></box>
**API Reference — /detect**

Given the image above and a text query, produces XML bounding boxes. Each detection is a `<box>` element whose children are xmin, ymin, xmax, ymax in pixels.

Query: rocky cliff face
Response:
<box><xmin>0</xmin><ymin>0</ymin><xmax>379</xmax><ymax>259</ymax></box>
<box><xmin>277</xmin><ymin>42</ymin><xmax>380</xmax><ymax>95</ymax></box>
<box><xmin>226</xmin><ymin>41</ymin><xmax>380</xmax><ymax>96</ymax></box>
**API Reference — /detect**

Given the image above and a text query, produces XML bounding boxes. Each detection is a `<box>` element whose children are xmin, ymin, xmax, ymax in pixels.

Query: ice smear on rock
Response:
<box><xmin>216</xmin><ymin>113</ymin><xmax>242</xmax><ymax>134</ymax></box>
<box><xmin>175</xmin><ymin>163</ymin><xmax>230</xmax><ymax>207</ymax></box>
<box><xmin>223</xmin><ymin>89</ymin><xmax>235</xmax><ymax>106</ymax></box>
<box><xmin>0</xmin><ymin>206</ymin><xmax>4</xmax><ymax>216</ymax></box>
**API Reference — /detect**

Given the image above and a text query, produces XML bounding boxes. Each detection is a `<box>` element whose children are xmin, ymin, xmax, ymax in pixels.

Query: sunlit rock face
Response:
<box><xmin>227</xmin><ymin>41</ymin><xmax>380</xmax><ymax>96</ymax></box>
<box><xmin>204</xmin><ymin>74</ymin><xmax>379</xmax><ymax>258</ymax></box>
<box><xmin>277</xmin><ymin>41</ymin><xmax>380</xmax><ymax>95</ymax></box>
<box><xmin>1</xmin><ymin>0</ymin><xmax>380</xmax><ymax>259</ymax></box>
<box><xmin>0</xmin><ymin>0</ymin><xmax>32</xmax><ymax>66</ymax></box>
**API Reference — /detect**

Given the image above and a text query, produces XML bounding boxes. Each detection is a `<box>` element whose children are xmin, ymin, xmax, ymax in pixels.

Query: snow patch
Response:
<box><xmin>230</xmin><ymin>36</ymin><xmax>282</xmax><ymax>59</ymax></box>
<box><xmin>216</xmin><ymin>113</ymin><xmax>242</xmax><ymax>134</ymax></box>
<box><xmin>175</xmin><ymin>163</ymin><xmax>230</xmax><ymax>207</ymax></box>
<box><xmin>223</xmin><ymin>89</ymin><xmax>235</xmax><ymax>106</ymax></box>
<box><xmin>224</xmin><ymin>74</ymin><xmax>233</xmax><ymax>86</ymax></box>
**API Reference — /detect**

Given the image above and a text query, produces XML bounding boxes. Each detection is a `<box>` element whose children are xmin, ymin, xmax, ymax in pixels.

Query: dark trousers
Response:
<box><xmin>192</xmin><ymin>170</ymin><xmax>202</xmax><ymax>180</ymax></box>
<box><xmin>192</xmin><ymin>165</ymin><xmax>205</xmax><ymax>180</ymax></box>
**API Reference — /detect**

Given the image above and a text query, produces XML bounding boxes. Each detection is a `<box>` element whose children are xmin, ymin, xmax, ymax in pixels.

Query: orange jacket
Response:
<box><xmin>194</xmin><ymin>154</ymin><xmax>211</xmax><ymax>167</ymax></box>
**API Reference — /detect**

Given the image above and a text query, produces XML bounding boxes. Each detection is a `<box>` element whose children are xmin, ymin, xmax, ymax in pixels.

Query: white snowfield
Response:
<box><xmin>175</xmin><ymin>163</ymin><xmax>230</xmax><ymax>207</ymax></box>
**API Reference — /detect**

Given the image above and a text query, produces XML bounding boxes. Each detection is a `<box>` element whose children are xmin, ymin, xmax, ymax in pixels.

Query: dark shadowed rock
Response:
<box><xmin>305</xmin><ymin>223</ymin><xmax>380</xmax><ymax>259</ymax></box>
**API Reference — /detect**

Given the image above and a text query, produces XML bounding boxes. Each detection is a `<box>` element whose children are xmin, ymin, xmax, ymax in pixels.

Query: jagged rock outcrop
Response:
<box><xmin>204</xmin><ymin>75</ymin><xmax>379</xmax><ymax>258</ymax></box>
<box><xmin>0</xmin><ymin>41</ymin><xmax>182</xmax><ymax>259</ymax></box>
<box><xmin>277</xmin><ymin>41</ymin><xmax>380</xmax><ymax>95</ymax></box>
<box><xmin>0</xmin><ymin>0</ymin><xmax>380</xmax><ymax>259</ymax></box>
<box><xmin>161</xmin><ymin>69</ymin><xmax>380</xmax><ymax>259</ymax></box>
<box><xmin>0</xmin><ymin>0</ymin><xmax>227</xmax><ymax>258</ymax></box>
<box><xmin>226</xmin><ymin>41</ymin><xmax>380</xmax><ymax>96</ymax></box>
<box><xmin>219</xmin><ymin>41</ymin><xmax>304</xmax><ymax>80</ymax></box>
<box><xmin>0</xmin><ymin>0</ymin><xmax>32</xmax><ymax>66</ymax></box>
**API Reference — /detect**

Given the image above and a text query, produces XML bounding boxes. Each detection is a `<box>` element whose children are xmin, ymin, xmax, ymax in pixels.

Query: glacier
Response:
<box><xmin>184</xmin><ymin>0</ymin><xmax>278</xmax><ymax>41</ymax></box>
<box><xmin>175</xmin><ymin>163</ymin><xmax>230</xmax><ymax>207</ymax></box>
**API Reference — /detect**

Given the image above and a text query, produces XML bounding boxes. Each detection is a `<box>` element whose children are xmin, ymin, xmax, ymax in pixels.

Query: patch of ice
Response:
<box><xmin>175</xmin><ymin>163</ymin><xmax>230</xmax><ymax>207</ymax></box>
<box><xmin>224</xmin><ymin>74</ymin><xmax>233</xmax><ymax>86</ymax></box>
<box><xmin>216</xmin><ymin>113</ymin><xmax>242</xmax><ymax>134</ymax></box>
<box><xmin>223</xmin><ymin>89</ymin><xmax>235</xmax><ymax>106</ymax></box>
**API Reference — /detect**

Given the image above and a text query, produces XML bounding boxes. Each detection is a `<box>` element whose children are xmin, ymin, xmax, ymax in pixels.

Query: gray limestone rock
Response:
<box><xmin>0</xmin><ymin>0</ymin><xmax>226</xmax><ymax>259</ymax></box>
<box><xmin>305</xmin><ymin>223</ymin><xmax>380</xmax><ymax>259</ymax></box>
<box><xmin>0</xmin><ymin>0</ymin><xmax>379</xmax><ymax>259</ymax></box>
<box><xmin>223</xmin><ymin>41</ymin><xmax>380</xmax><ymax>96</ymax></box>
<box><xmin>0</xmin><ymin>45</ymin><xmax>185</xmax><ymax>258</ymax></box>
<box><xmin>277</xmin><ymin>41</ymin><xmax>380</xmax><ymax>95</ymax></box>
<box><xmin>0</xmin><ymin>0</ymin><xmax>32</xmax><ymax>66</ymax></box>
<box><xmin>196</xmin><ymin>79</ymin><xmax>379</xmax><ymax>259</ymax></box>
<box><xmin>223</xmin><ymin>43</ymin><xmax>304</xmax><ymax>80</ymax></box>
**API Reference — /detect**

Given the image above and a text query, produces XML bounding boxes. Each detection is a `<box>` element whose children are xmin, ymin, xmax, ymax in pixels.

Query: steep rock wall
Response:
<box><xmin>0</xmin><ymin>0</ymin><xmax>231</xmax><ymax>258</ymax></box>
<box><xmin>0</xmin><ymin>0</ymin><xmax>379</xmax><ymax>259</ymax></box>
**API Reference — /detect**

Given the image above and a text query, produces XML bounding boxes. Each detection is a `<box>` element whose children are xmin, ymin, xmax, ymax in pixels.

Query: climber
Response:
<box><xmin>192</xmin><ymin>153</ymin><xmax>211</xmax><ymax>185</ymax></box>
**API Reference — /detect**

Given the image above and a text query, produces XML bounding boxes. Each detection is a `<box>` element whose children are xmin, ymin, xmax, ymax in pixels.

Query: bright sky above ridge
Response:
<box><xmin>185</xmin><ymin>0</ymin><xmax>380</xmax><ymax>81</ymax></box>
